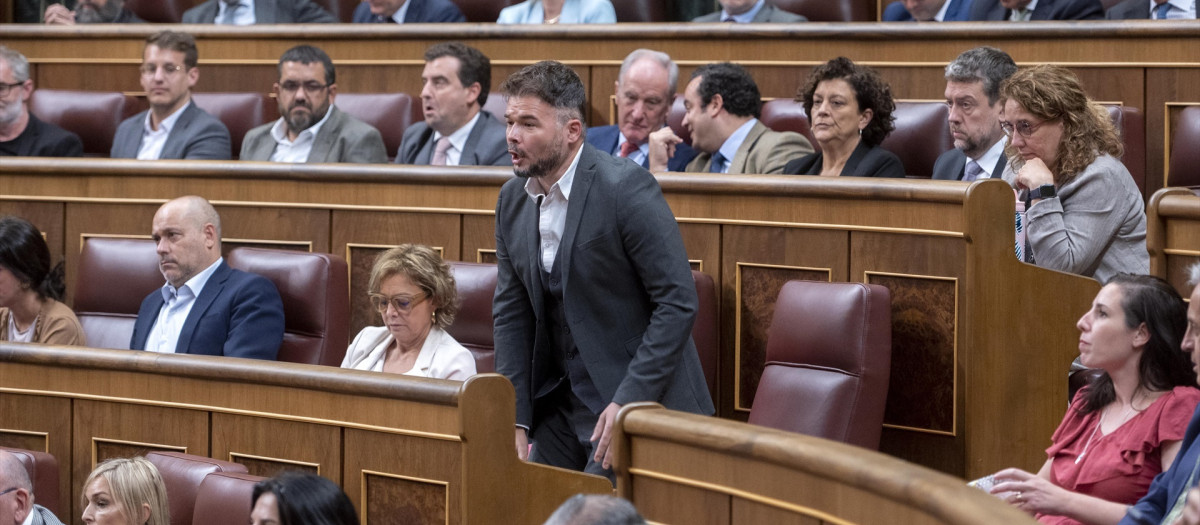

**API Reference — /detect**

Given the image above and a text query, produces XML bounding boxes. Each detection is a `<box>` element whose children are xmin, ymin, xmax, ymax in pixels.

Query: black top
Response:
<box><xmin>782</xmin><ymin>141</ymin><xmax>906</xmax><ymax>178</ymax></box>
<box><xmin>0</xmin><ymin>113</ymin><xmax>84</xmax><ymax>158</ymax></box>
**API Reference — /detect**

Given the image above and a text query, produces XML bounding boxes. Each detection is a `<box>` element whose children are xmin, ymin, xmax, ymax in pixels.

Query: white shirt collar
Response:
<box><xmin>933</xmin><ymin>0</ymin><xmax>952</xmax><ymax>20</ymax></box>
<box><xmin>216</xmin><ymin>0</ymin><xmax>257</xmax><ymax>24</ymax></box>
<box><xmin>390</xmin><ymin>0</ymin><xmax>412</xmax><ymax>22</ymax></box>
<box><xmin>969</xmin><ymin>138</ymin><xmax>1007</xmax><ymax>179</ymax></box>
<box><xmin>714</xmin><ymin>118</ymin><xmax>758</xmax><ymax>173</ymax></box>
<box><xmin>433</xmin><ymin>110</ymin><xmax>481</xmax><ymax>165</ymax></box>
<box><xmin>20</xmin><ymin>506</ymin><xmax>35</xmax><ymax>525</ymax></box>
<box><xmin>143</xmin><ymin>100</ymin><xmax>190</xmax><ymax>134</ymax></box>
<box><xmin>523</xmin><ymin>143</ymin><xmax>584</xmax><ymax>201</ymax></box>
<box><xmin>723</xmin><ymin>0</ymin><xmax>766</xmax><ymax>22</ymax></box>
<box><xmin>1012</xmin><ymin>0</ymin><xmax>1039</xmax><ymax>16</ymax></box>
<box><xmin>160</xmin><ymin>256</ymin><xmax>222</xmax><ymax>298</ymax></box>
<box><xmin>270</xmin><ymin>104</ymin><xmax>335</xmax><ymax>146</ymax></box>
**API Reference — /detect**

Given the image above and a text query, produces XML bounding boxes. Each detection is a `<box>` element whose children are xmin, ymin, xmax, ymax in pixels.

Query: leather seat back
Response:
<box><xmin>74</xmin><ymin>238</ymin><xmax>162</xmax><ymax>350</ymax></box>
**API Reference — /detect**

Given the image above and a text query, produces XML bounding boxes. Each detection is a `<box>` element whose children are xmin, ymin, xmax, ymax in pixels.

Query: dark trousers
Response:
<box><xmin>529</xmin><ymin>384</ymin><xmax>614</xmax><ymax>483</ymax></box>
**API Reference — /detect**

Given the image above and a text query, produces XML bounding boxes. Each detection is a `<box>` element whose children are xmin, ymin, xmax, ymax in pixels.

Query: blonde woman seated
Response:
<box><xmin>341</xmin><ymin>244</ymin><xmax>476</xmax><ymax>380</ymax></box>
<box><xmin>81</xmin><ymin>457</ymin><xmax>170</xmax><ymax>525</ymax></box>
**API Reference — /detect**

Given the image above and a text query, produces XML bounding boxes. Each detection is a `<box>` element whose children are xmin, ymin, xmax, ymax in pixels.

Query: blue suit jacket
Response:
<box><xmin>1121</xmin><ymin>404</ymin><xmax>1200</xmax><ymax>524</ymax></box>
<box><xmin>969</xmin><ymin>0</ymin><xmax>1104</xmax><ymax>20</ymax></box>
<box><xmin>130</xmin><ymin>261</ymin><xmax>285</xmax><ymax>360</ymax></box>
<box><xmin>586</xmin><ymin>124</ymin><xmax>698</xmax><ymax>173</ymax></box>
<box><xmin>883</xmin><ymin>0</ymin><xmax>973</xmax><ymax>20</ymax></box>
<box><xmin>352</xmin><ymin>0</ymin><xmax>465</xmax><ymax>22</ymax></box>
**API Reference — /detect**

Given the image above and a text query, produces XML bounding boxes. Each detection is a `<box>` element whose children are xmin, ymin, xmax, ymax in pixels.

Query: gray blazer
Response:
<box><xmin>693</xmin><ymin>3</ymin><xmax>807</xmax><ymax>21</ymax></box>
<box><xmin>110</xmin><ymin>102</ymin><xmax>232</xmax><ymax>160</ymax></box>
<box><xmin>395</xmin><ymin>110</ymin><xmax>510</xmax><ymax>166</ymax></box>
<box><xmin>240</xmin><ymin>106</ymin><xmax>387</xmax><ymax>163</ymax></box>
<box><xmin>493</xmin><ymin>143</ymin><xmax>715</xmax><ymax>429</ymax></box>
<box><xmin>931</xmin><ymin>147</ymin><xmax>1008</xmax><ymax>181</ymax></box>
<box><xmin>1003</xmin><ymin>153</ymin><xmax>1148</xmax><ymax>283</ymax></box>
<box><xmin>1105</xmin><ymin>0</ymin><xmax>1151</xmax><ymax>18</ymax></box>
<box><xmin>30</xmin><ymin>504</ymin><xmax>66</xmax><ymax>525</ymax></box>
<box><xmin>182</xmin><ymin>0</ymin><xmax>337</xmax><ymax>23</ymax></box>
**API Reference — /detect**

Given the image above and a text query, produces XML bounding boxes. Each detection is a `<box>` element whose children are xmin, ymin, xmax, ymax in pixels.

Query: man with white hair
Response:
<box><xmin>0</xmin><ymin>450</ymin><xmax>65</xmax><ymax>525</ymax></box>
<box><xmin>0</xmin><ymin>46</ymin><xmax>82</xmax><ymax>158</ymax></box>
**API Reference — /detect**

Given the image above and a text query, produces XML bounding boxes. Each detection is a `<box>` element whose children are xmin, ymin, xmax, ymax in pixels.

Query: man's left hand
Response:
<box><xmin>590</xmin><ymin>402</ymin><xmax>622</xmax><ymax>469</ymax></box>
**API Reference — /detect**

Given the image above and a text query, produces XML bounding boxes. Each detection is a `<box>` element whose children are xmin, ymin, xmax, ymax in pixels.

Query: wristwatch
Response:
<box><xmin>1028</xmin><ymin>184</ymin><xmax>1057</xmax><ymax>201</ymax></box>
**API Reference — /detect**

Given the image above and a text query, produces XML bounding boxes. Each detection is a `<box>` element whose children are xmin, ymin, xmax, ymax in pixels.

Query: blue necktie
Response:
<box><xmin>709</xmin><ymin>152</ymin><xmax>726</xmax><ymax>173</ymax></box>
<box><xmin>1154</xmin><ymin>2</ymin><xmax>1172</xmax><ymax>19</ymax></box>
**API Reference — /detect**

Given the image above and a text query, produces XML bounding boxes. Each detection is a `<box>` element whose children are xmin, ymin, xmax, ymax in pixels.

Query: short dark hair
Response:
<box><xmin>251</xmin><ymin>472</ymin><xmax>358</xmax><ymax>525</ymax></box>
<box><xmin>425</xmin><ymin>42</ymin><xmax>491</xmax><ymax>107</ymax></box>
<box><xmin>278</xmin><ymin>45</ymin><xmax>336</xmax><ymax>86</ymax></box>
<box><xmin>544</xmin><ymin>494</ymin><xmax>647</xmax><ymax>525</ymax></box>
<box><xmin>796</xmin><ymin>56</ymin><xmax>896</xmax><ymax>147</ymax></box>
<box><xmin>944</xmin><ymin>46</ymin><xmax>1017</xmax><ymax>105</ymax></box>
<box><xmin>0</xmin><ymin>216</ymin><xmax>65</xmax><ymax>302</ymax></box>
<box><xmin>691</xmin><ymin>62</ymin><xmax>760</xmax><ymax>119</ymax></box>
<box><xmin>144</xmin><ymin>31</ymin><xmax>198</xmax><ymax>69</ymax></box>
<box><xmin>499</xmin><ymin>60</ymin><xmax>587</xmax><ymax>126</ymax></box>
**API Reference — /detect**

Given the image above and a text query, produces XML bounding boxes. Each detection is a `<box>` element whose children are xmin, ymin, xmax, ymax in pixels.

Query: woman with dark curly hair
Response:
<box><xmin>783</xmin><ymin>56</ymin><xmax>905</xmax><ymax>178</ymax></box>
<box><xmin>999</xmin><ymin>65</ymin><xmax>1147</xmax><ymax>283</ymax></box>
<box><xmin>0</xmin><ymin>216</ymin><xmax>84</xmax><ymax>345</ymax></box>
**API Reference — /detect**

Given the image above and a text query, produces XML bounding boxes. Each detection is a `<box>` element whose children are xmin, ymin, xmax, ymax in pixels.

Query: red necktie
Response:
<box><xmin>619</xmin><ymin>141</ymin><xmax>638</xmax><ymax>158</ymax></box>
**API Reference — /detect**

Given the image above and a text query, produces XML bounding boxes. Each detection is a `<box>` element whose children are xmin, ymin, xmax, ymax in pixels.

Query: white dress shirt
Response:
<box><xmin>524</xmin><ymin>144</ymin><xmax>585</xmax><ymax>272</ymax></box>
<box><xmin>432</xmin><ymin>111</ymin><xmax>481</xmax><ymax>166</ymax></box>
<box><xmin>145</xmin><ymin>258</ymin><xmax>223</xmax><ymax>354</ymax></box>
<box><xmin>137</xmin><ymin>101</ymin><xmax>190</xmax><ymax>160</ymax></box>
<box><xmin>268</xmin><ymin>106</ymin><xmax>334</xmax><ymax>163</ymax></box>
<box><xmin>722</xmin><ymin>0</ymin><xmax>766</xmax><ymax>21</ymax></box>
<box><xmin>217</xmin><ymin>0</ymin><xmax>257</xmax><ymax>24</ymax></box>
<box><xmin>1151</xmin><ymin>0</ymin><xmax>1196</xmax><ymax>18</ymax></box>
<box><xmin>1009</xmin><ymin>0</ymin><xmax>1038</xmax><ymax>20</ymax></box>
<box><xmin>386</xmin><ymin>0</ymin><xmax>413</xmax><ymax>22</ymax></box>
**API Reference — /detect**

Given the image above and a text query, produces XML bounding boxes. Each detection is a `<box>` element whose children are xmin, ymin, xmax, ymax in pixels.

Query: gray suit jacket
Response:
<box><xmin>931</xmin><ymin>147</ymin><xmax>1008</xmax><ymax>181</ymax></box>
<box><xmin>493</xmin><ymin>144</ymin><xmax>715</xmax><ymax>429</ymax></box>
<box><xmin>30</xmin><ymin>504</ymin><xmax>66</xmax><ymax>525</ymax></box>
<box><xmin>1105</xmin><ymin>0</ymin><xmax>1151</xmax><ymax>18</ymax></box>
<box><xmin>182</xmin><ymin>0</ymin><xmax>337</xmax><ymax>23</ymax></box>
<box><xmin>110</xmin><ymin>102</ymin><xmax>232</xmax><ymax>160</ymax></box>
<box><xmin>693</xmin><ymin>3</ymin><xmax>807</xmax><ymax>21</ymax></box>
<box><xmin>240</xmin><ymin>106</ymin><xmax>387</xmax><ymax>163</ymax></box>
<box><xmin>686</xmin><ymin>120</ymin><xmax>813</xmax><ymax>174</ymax></box>
<box><xmin>395</xmin><ymin>110</ymin><xmax>510</xmax><ymax>166</ymax></box>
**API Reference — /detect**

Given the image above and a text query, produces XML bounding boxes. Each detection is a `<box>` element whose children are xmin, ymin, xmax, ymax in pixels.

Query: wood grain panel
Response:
<box><xmin>0</xmin><ymin>393</ymin><xmax>71</xmax><ymax>516</ymax></box>
<box><xmin>211</xmin><ymin>413</ymin><xmax>340</xmax><ymax>481</ymax></box>
<box><xmin>632</xmin><ymin>475</ymin><xmax>729</xmax><ymax>525</ymax></box>
<box><xmin>678</xmin><ymin>222</ymin><xmax>720</xmax><ymax>283</ymax></box>
<box><xmin>731</xmin><ymin>498</ymin><xmax>822</xmax><ymax>525</ymax></box>
<box><xmin>461</xmin><ymin>215</ymin><xmax>496</xmax><ymax>263</ymax></box>
<box><xmin>344</xmin><ymin>428</ymin><xmax>462</xmax><ymax>525</ymax></box>
<box><xmin>364</xmin><ymin>470</ymin><xmax>448</xmax><ymax>525</ymax></box>
<box><xmin>215</xmin><ymin>205</ymin><xmax>331</xmax><ymax>253</ymax></box>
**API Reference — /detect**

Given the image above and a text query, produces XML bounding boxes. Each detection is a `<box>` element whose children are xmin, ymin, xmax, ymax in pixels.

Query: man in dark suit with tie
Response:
<box><xmin>396</xmin><ymin>43</ymin><xmax>508</xmax><ymax>166</ymax></box>
<box><xmin>351</xmin><ymin>0</ymin><xmax>465</xmax><ymax>22</ymax></box>
<box><xmin>882</xmin><ymin>0</ymin><xmax>974</xmax><ymax>20</ymax></box>
<box><xmin>182</xmin><ymin>0</ymin><xmax>337</xmax><ymax>23</ymax></box>
<box><xmin>130</xmin><ymin>196</ymin><xmax>284</xmax><ymax>360</ymax></box>
<box><xmin>494</xmin><ymin>61</ymin><xmax>714</xmax><ymax>479</ymax></box>
<box><xmin>1106</xmin><ymin>0</ymin><xmax>1196</xmax><ymax>19</ymax></box>
<box><xmin>969</xmin><ymin>0</ymin><xmax>1104</xmax><ymax>20</ymax></box>
<box><xmin>932</xmin><ymin>47</ymin><xmax>1017</xmax><ymax>182</ymax></box>
<box><xmin>586</xmin><ymin>49</ymin><xmax>697</xmax><ymax>173</ymax></box>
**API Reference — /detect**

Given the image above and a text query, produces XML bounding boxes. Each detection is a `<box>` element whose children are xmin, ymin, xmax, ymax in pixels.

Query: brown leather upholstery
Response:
<box><xmin>28</xmin><ymin>89</ymin><xmax>134</xmax><ymax>157</ymax></box>
<box><xmin>612</xmin><ymin>0</ymin><xmax>669</xmax><ymax>21</ymax></box>
<box><xmin>336</xmin><ymin>93</ymin><xmax>416</xmax><ymax>160</ymax></box>
<box><xmin>747</xmin><ymin>280</ymin><xmax>892</xmax><ymax>449</ymax></box>
<box><xmin>1103</xmin><ymin>104</ymin><xmax>1146</xmax><ymax>194</ymax></box>
<box><xmin>1168</xmin><ymin>107</ymin><xmax>1200</xmax><ymax>187</ymax></box>
<box><xmin>665</xmin><ymin>94</ymin><xmax>690</xmax><ymax>147</ymax></box>
<box><xmin>226</xmin><ymin>247</ymin><xmax>350</xmax><ymax>366</ymax></box>
<box><xmin>74</xmin><ymin>238</ymin><xmax>162</xmax><ymax>350</ymax></box>
<box><xmin>447</xmin><ymin>261</ymin><xmax>498</xmax><ymax>373</ymax></box>
<box><xmin>192</xmin><ymin>472</ymin><xmax>266</xmax><ymax>525</ymax></box>
<box><xmin>691</xmin><ymin>270</ymin><xmax>718</xmax><ymax>404</ymax></box>
<box><xmin>879</xmin><ymin>101</ymin><xmax>952</xmax><ymax>178</ymax></box>
<box><xmin>191</xmin><ymin>93</ymin><xmax>271</xmax><ymax>160</ymax></box>
<box><xmin>310</xmin><ymin>0</ymin><xmax>360</xmax><ymax>21</ymax></box>
<box><xmin>144</xmin><ymin>452</ymin><xmax>248</xmax><ymax>525</ymax></box>
<box><xmin>449</xmin><ymin>0</ymin><xmax>513</xmax><ymax>21</ymax></box>
<box><xmin>0</xmin><ymin>447</ymin><xmax>61</xmax><ymax>517</ymax></box>
<box><xmin>768</xmin><ymin>0</ymin><xmax>872</xmax><ymax>20</ymax></box>
<box><xmin>760</xmin><ymin>99</ymin><xmax>816</xmax><ymax>151</ymax></box>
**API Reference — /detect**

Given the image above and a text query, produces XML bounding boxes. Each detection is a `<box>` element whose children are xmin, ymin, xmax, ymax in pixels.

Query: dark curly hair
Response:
<box><xmin>796</xmin><ymin>57</ymin><xmax>896</xmax><ymax>147</ymax></box>
<box><xmin>691</xmin><ymin>62</ymin><xmax>761</xmax><ymax>119</ymax></box>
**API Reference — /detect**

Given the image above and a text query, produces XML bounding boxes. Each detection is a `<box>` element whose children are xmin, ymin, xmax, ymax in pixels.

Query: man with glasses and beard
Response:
<box><xmin>932</xmin><ymin>47</ymin><xmax>1017</xmax><ymax>182</ymax></box>
<box><xmin>240</xmin><ymin>45</ymin><xmax>386</xmax><ymax>163</ymax></box>
<box><xmin>0</xmin><ymin>46</ymin><xmax>82</xmax><ymax>158</ymax></box>
<box><xmin>43</xmin><ymin>0</ymin><xmax>144</xmax><ymax>24</ymax></box>
<box><xmin>493</xmin><ymin>61</ymin><xmax>714</xmax><ymax>482</ymax></box>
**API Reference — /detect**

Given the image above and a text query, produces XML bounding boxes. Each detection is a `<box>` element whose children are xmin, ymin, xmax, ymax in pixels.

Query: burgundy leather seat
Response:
<box><xmin>760</xmin><ymin>99</ymin><xmax>816</xmax><ymax>151</ymax></box>
<box><xmin>447</xmin><ymin>261</ymin><xmax>498</xmax><ymax>373</ymax></box>
<box><xmin>691</xmin><ymin>270</ymin><xmax>719</xmax><ymax>404</ymax></box>
<box><xmin>226</xmin><ymin>247</ymin><xmax>350</xmax><ymax>366</ymax></box>
<box><xmin>124</xmin><ymin>0</ymin><xmax>192</xmax><ymax>22</ymax></box>
<box><xmin>1103</xmin><ymin>104</ymin><xmax>1146</xmax><ymax>194</ymax></box>
<box><xmin>0</xmin><ymin>447</ymin><xmax>61</xmax><ymax>517</ymax></box>
<box><xmin>336</xmin><ymin>93</ymin><xmax>416</xmax><ymax>161</ymax></box>
<box><xmin>310</xmin><ymin>0</ymin><xmax>360</xmax><ymax>21</ymax></box>
<box><xmin>192</xmin><ymin>472</ymin><xmax>266</xmax><ymax>525</ymax></box>
<box><xmin>191</xmin><ymin>93</ymin><xmax>271</xmax><ymax>160</ymax></box>
<box><xmin>665</xmin><ymin>94</ymin><xmax>690</xmax><ymax>147</ymax></box>
<box><xmin>27</xmin><ymin>90</ymin><xmax>134</xmax><ymax>157</ymax></box>
<box><xmin>768</xmin><ymin>0</ymin><xmax>872</xmax><ymax>21</ymax></box>
<box><xmin>1168</xmin><ymin>106</ymin><xmax>1200</xmax><ymax>189</ymax></box>
<box><xmin>879</xmin><ymin>101</ymin><xmax>952</xmax><ymax>179</ymax></box>
<box><xmin>74</xmin><ymin>238</ymin><xmax>162</xmax><ymax>350</ymax></box>
<box><xmin>449</xmin><ymin>0</ymin><xmax>513</xmax><ymax>21</ymax></box>
<box><xmin>145</xmin><ymin>452</ymin><xmax>248</xmax><ymax>525</ymax></box>
<box><xmin>482</xmin><ymin>91</ymin><xmax>508</xmax><ymax>121</ymax></box>
<box><xmin>747</xmin><ymin>280</ymin><xmax>892</xmax><ymax>449</ymax></box>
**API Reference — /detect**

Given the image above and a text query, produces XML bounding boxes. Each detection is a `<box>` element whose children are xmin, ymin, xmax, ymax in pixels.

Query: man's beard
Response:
<box><xmin>0</xmin><ymin>100</ymin><xmax>23</xmax><ymax>128</ymax></box>
<box><xmin>511</xmin><ymin>134</ymin><xmax>568</xmax><ymax>179</ymax></box>
<box><xmin>283</xmin><ymin>100</ymin><xmax>330</xmax><ymax>135</ymax></box>
<box><xmin>75</xmin><ymin>0</ymin><xmax>124</xmax><ymax>23</ymax></box>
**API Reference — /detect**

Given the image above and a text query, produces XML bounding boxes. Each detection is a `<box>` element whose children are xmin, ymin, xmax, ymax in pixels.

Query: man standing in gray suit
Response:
<box><xmin>0</xmin><ymin>450</ymin><xmax>65</xmax><ymax>525</ymax></box>
<box><xmin>182</xmin><ymin>0</ymin><xmax>337</xmax><ymax>23</ymax></box>
<box><xmin>693</xmin><ymin>0</ymin><xmax>807</xmax><ymax>21</ymax></box>
<box><xmin>396</xmin><ymin>43</ymin><xmax>508</xmax><ymax>166</ymax></box>
<box><xmin>240</xmin><ymin>45</ymin><xmax>386</xmax><ymax>163</ymax></box>
<box><xmin>932</xmin><ymin>47</ymin><xmax>1017</xmax><ymax>182</ymax></box>
<box><xmin>494</xmin><ymin>61</ymin><xmax>714</xmax><ymax>481</ymax></box>
<box><xmin>111</xmin><ymin>31</ymin><xmax>231</xmax><ymax>160</ymax></box>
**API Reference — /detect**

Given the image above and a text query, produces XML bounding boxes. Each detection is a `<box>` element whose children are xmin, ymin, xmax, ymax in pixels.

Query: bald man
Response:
<box><xmin>0</xmin><ymin>451</ymin><xmax>65</xmax><ymax>525</ymax></box>
<box><xmin>130</xmin><ymin>196</ymin><xmax>284</xmax><ymax>360</ymax></box>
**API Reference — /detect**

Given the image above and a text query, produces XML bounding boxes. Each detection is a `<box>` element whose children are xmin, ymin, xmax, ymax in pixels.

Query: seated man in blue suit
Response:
<box><xmin>587</xmin><ymin>49</ymin><xmax>697</xmax><ymax>173</ymax></box>
<box><xmin>352</xmin><ymin>0</ymin><xmax>465</xmax><ymax>22</ymax></box>
<box><xmin>883</xmin><ymin>0</ymin><xmax>973</xmax><ymax>20</ymax></box>
<box><xmin>130</xmin><ymin>196</ymin><xmax>285</xmax><ymax>360</ymax></box>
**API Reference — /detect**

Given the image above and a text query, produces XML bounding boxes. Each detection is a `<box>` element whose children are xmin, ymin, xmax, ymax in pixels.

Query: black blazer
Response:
<box><xmin>931</xmin><ymin>147</ymin><xmax>1008</xmax><ymax>181</ymax></box>
<box><xmin>782</xmin><ymin>141</ymin><xmax>906</xmax><ymax>178</ymax></box>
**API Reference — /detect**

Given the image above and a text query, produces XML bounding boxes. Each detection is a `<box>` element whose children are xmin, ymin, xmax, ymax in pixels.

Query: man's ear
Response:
<box><xmin>707</xmin><ymin>93</ymin><xmax>724</xmax><ymax>116</ymax></box>
<box><xmin>203</xmin><ymin>223</ymin><xmax>218</xmax><ymax>250</ymax></box>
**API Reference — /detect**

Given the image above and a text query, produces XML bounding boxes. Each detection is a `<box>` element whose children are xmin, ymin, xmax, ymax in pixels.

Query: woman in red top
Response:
<box><xmin>992</xmin><ymin>274</ymin><xmax>1200</xmax><ymax>525</ymax></box>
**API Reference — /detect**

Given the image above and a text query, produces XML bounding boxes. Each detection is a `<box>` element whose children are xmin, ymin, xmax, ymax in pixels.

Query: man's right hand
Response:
<box><xmin>43</xmin><ymin>4</ymin><xmax>77</xmax><ymax>24</ymax></box>
<box><xmin>515</xmin><ymin>427</ymin><xmax>529</xmax><ymax>461</ymax></box>
<box><xmin>647</xmin><ymin>127</ymin><xmax>683</xmax><ymax>173</ymax></box>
